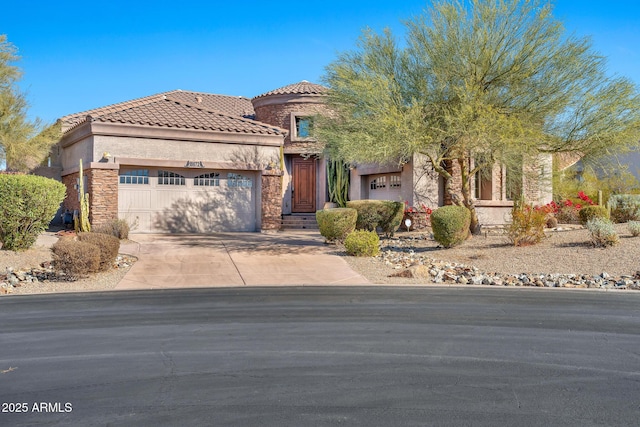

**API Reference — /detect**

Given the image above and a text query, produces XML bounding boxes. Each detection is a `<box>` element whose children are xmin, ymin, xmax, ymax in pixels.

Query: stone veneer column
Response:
<box><xmin>87</xmin><ymin>168</ymin><xmax>119</xmax><ymax>226</ymax></box>
<box><xmin>61</xmin><ymin>166</ymin><xmax>119</xmax><ymax>227</ymax></box>
<box><xmin>261</xmin><ymin>169</ymin><xmax>283</xmax><ymax>231</ymax></box>
<box><xmin>61</xmin><ymin>173</ymin><xmax>80</xmax><ymax>213</ymax></box>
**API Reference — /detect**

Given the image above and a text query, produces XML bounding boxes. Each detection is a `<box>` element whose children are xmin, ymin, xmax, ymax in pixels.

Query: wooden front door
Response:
<box><xmin>292</xmin><ymin>156</ymin><xmax>316</xmax><ymax>213</ymax></box>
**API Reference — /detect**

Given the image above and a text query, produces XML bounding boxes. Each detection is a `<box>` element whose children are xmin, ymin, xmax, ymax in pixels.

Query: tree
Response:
<box><xmin>0</xmin><ymin>35</ymin><xmax>60</xmax><ymax>172</ymax></box>
<box><xmin>318</xmin><ymin>0</ymin><xmax>640</xmax><ymax>233</ymax></box>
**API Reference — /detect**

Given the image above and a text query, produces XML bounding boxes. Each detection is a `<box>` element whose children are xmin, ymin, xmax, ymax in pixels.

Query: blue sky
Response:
<box><xmin>2</xmin><ymin>0</ymin><xmax>639</xmax><ymax>124</ymax></box>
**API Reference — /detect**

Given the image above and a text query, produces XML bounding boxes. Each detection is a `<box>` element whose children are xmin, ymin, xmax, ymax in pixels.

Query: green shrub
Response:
<box><xmin>507</xmin><ymin>203</ymin><xmax>547</xmax><ymax>246</ymax></box>
<box><xmin>77</xmin><ymin>232</ymin><xmax>121</xmax><ymax>271</ymax></box>
<box><xmin>609</xmin><ymin>194</ymin><xmax>640</xmax><ymax>223</ymax></box>
<box><xmin>0</xmin><ymin>174</ymin><xmax>66</xmax><ymax>251</ymax></box>
<box><xmin>554</xmin><ymin>205</ymin><xmax>580</xmax><ymax>224</ymax></box>
<box><xmin>346</xmin><ymin>200</ymin><xmax>403</xmax><ymax>237</ymax></box>
<box><xmin>586</xmin><ymin>217</ymin><xmax>619</xmax><ymax>247</ymax></box>
<box><xmin>316</xmin><ymin>208</ymin><xmax>357</xmax><ymax>243</ymax></box>
<box><xmin>344</xmin><ymin>230</ymin><xmax>380</xmax><ymax>257</ymax></box>
<box><xmin>578</xmin><ymin>205</ymin><xmax>609</xmax><ymax>225</ymax></box>
<box><xmin>51</xmin><ymin>238</ymin><xmax>101</xmax><ymax>277</ymax></box>
<box><xmin>430</xmin><ymin>205</ymin><xmax>470</xmax><ymax>248</ymax></box>
<box><xmin>628</xmin><ymin>221</ymin><xmax>640</xmax><ymax>237</ymax></box>
<box><xmin>93</xmin><ymin>219</ymin><xmax>130</xmax><ymax>240</ymax></box>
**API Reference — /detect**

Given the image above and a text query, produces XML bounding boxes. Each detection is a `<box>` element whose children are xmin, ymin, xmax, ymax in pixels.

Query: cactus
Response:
<box><xmin>74</xmin><ymin>159</ymin><xmax>91</xmax><ymax>232</ymax></box>
<box><xmin>327</xmin><ymin>159</ymin><xmax>350</xmax><ymax>207</ymax></box>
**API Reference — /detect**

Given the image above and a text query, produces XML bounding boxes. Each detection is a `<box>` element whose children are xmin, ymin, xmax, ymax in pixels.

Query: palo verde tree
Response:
<box><xmin>317</xmin><ymin>0</ymin><xmax>640</xmax><ymax>233</ymax></box>
<box><xmin>0</xmin><ymin>35</ymin><xmax>60</xmax><ymax>172</ymax></box>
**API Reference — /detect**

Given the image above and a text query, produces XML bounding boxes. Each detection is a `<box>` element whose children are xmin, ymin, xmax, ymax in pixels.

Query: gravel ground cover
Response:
<box><xmin>2</xmin><ymin>223</ymin><xmax>639</xmax><ymax>294</ymax></box>
<box><xmin>0</xmin><ymin>241</ymin><xmax>135</xmax><ymax>295</ymax></box>
<box><xmin>342</xmin><ymin>223</ymin><xmax>640</xmax><ymax>286</ymax></box>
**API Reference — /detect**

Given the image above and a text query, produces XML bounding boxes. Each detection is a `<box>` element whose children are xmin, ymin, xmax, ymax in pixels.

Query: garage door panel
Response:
<box><xmin>119</xmin><ymin>168</ymin><xmax>256</xmax><ymax>233</ymax></box>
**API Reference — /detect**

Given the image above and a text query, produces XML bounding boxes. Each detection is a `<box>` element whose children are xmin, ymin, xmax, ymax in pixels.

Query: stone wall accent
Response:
<box><xmin>62</xmin><ymin>172</ymin><xmax>80</xmax><ymax>213</ymax></box>
<box><xmin>261</xmin><ymin>169</ymin><xmax>283</xmax><ymax>231</ymax></box>
<box><xmin>87</xmin><ymin>168</ymin><xmax>118</xmax><ymax>226</ymax></box>
<box><xmin>61</xmin><ymin>168</ymin><xmax>118</xmax><ymax>227</ymax></box>
<box><xmin>254</xmin><ymin>102</ymin><xmax>328</xmax><ymax>149</ymax></box>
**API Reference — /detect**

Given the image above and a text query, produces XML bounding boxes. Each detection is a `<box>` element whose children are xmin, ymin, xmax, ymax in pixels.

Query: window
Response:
<box><xmin>227</xmin><ymin>173</ymin><xmax>252</xmax><ymax>188</ymax></box>
<box><xmin>390</xmin><ymin>175</ymin><xmax>401</xmax><ymax>189</ymax></box>
<box><xmin>158</xmin><ymin>170</ymin><xmax>185</xmax><ymax>186</ymax></box>
<box><xmin>370</xmin><ymin>176</ymin><xmax>387</xmax><ymax>190</ymax></box>
<box><xmin>295</xmin><ymin>116</ymin><xmax>313</xmax><ymax>138</ymax></box>
<box><xmin>475</xmin><ymin>169</ymin><xmax>493</xmax><ymax>200</ymax></box>
<box><xmin>119</xmin><ymin>169</ymin><xmax>149</xmax><ymax>184</ymax></box>
<box><xmin>194</xmin><ymin>172</ymin><xmax>220</xmax><ymax>186</ymax></box>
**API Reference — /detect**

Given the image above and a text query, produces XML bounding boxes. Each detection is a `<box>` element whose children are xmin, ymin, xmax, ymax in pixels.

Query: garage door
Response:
<box><xmin>367</xmin><ymin>174</ymin><xmax>402</xmax><ymax>201</ymax></box>
<box><xmin>118</xmin><ymin>168</ymin><xmax>257</xmax><ymax>233</ymax></box>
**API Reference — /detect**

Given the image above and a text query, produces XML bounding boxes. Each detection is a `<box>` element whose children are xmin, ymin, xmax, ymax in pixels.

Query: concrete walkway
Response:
<box><xmin>115</xmin><ymin>231</ymin><xmax>370</xmax><ymax>290</ymax></box>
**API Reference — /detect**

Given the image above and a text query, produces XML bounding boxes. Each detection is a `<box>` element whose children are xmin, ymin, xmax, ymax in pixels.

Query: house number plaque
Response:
<box><xmin>185</xmin><ymin>161</ymin><xmax>204</xmax><ymax>168</ymax></box>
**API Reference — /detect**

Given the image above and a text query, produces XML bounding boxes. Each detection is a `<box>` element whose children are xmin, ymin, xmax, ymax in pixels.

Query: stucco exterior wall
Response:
<box><xmin>92</xmin><ymin>135</ymin><xmax>281</xmax><ymax>168</ymax></box>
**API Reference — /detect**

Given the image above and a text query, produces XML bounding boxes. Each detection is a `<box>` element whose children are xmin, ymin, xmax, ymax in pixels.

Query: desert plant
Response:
<box><xmin>75</xmin><ymin>159</ymin><xmax>91</xmax><ymax>232</ymax></box>
<box><xmin>554</xmin><ymin>204</ymin><xmax>580</xmax><ymax>224</ymax></box>
<box><xmin>586</xmin><ymin>217</ymin><xmax>619</xmax><ymax>247</ymax></box>
<box><xmin>628</xmin><ymin>221</ymin><xmax>640</xmax><ymax>237</ymax></box>
<box><xmin>507</xmin><ymin>202</ymin><xmax>547</xmax><ymax>246</ymax></box>
<box><xmin>344</xmin><ymin>230</ymin><xmax>380</xmax><ymax>257</ymax></box>
<box><xmin>93</xmin><ymin>219</ymin><xmax>130</xmax><ymax>240</ymax></box>
<box><xmin>346</xmin><ymin>200</ymin><xmax>403</xmax><ymax>237</ymax></box>
<box><xmin>578</xmin><ymin>205</ymin><xmax>609</xmax><ymax>225</ymax></box>
<box><xmin>609</xmin><ymin>194</ymin><xmax>640</xmax><ymax>223</ymax></box>
<box><xmin>430</xmin><ymin>205</ymin><xmax>470</xmax><ymax>248</ymax></box>
<box><xmin>327</xmin><ymin>159</ymin><xmax>350</xmax><ymax>207</ymax></box>
<box><xmin>0</xmin><ymin>174</ymin><xmax>66</xmax><ymax>251</ymax></box>
<box><xmin>51</xmin><ymin>238</ymin><xmax>101</xmax><ymax>277</ymax></box>
<box><xmin>77</xmin><ymin>232</ymin><xmax>120</xmax><ymax>271</ymax></box>
<box><xmin>316</xmin><ymin>208</ymin><xmax>357</xmax><ymax>243</ymax></box>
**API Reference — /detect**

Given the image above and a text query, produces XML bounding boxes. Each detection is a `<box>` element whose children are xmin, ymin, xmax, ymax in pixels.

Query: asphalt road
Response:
<box><xmin>1</xmin><ymin>287</ymin><xmax>639</xmax><ymax>426</ymax></box>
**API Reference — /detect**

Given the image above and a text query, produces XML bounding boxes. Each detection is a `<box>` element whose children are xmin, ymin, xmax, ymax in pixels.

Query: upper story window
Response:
<box><xmin>194</xmin><ymin>172</ymin><xmax>220</xmax><ymax>187</ymax></box>
<box><xmin>293</xmin><ymin>116</ymin><xmax>314</xmax><ymax>139</ymax></box>
<box><xmin>227</xmin><ymin>173</ymin><xmax>252</xmax><ymax>188</ymax></box>
<box><xmin>158</xmin><ymin>170</ymin><xmax>185</xmax><ymax>186</ymax></box>
<box><xmin>119</xmin><ymin>169</ymin><xmax>149</xmax><ymax>185</ymax></box>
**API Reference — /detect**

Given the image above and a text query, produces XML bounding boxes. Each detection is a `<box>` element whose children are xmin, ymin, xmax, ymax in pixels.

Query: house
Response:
<box><xmin>47</xmin><ymin>80</ymin><xmax>552</xmax><ymax>233</ymax></box>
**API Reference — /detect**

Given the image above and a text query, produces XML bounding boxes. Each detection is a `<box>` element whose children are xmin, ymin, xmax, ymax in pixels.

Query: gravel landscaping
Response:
<box><xmin>2</xmin><ymin>223</ymin><xmax>640</xmax><ymax>295</ymax></box>
<box><xmin>342</xmin><ymin>223</ymin><xmax>640</xmax><ymax>289</ymax></box>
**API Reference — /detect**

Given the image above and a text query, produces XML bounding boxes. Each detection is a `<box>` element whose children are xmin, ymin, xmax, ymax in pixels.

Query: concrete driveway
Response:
<box><xmin>115</xmin><ymin>231</ymin><xmax>369</xmax><ymax>290</ymax></box>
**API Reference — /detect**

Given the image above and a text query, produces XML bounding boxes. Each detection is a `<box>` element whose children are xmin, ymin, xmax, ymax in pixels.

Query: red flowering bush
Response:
<box><xmin>401</xmin><ymin>201</ymin><xmax>433</xmax><ymax>231</ymax></box>
<box><xmin>535</xmin><ymin>192</ymin><xmax>597</xmax><ymax>225</ymax></box>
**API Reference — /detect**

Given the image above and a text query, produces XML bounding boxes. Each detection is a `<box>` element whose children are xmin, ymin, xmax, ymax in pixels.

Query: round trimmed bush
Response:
<box><xmin>52</xmin><ymin>238</ymin><xmax>101</xmax><ymax>277</ymax></box>
<box><xmin>78</xmin><ymin>232</ymin><xmax>121</xmax><ymax>271</ymax></box>
<box><xmin>316</xmin><ymin>208</ymin><xmax>357</xmax><ymax>243</ymax></box>
<box><xmin>346</xmin><ymin>200</ymin><xmax>404</xmax><ymax>237</ymax></box>
<box><xmin>344</xmin><ymin>230</ymin><xmax>380</xmax><ymax>257</ymax></box>
<box><xmin>0</xmin><ymin>174</ymin><xmax>66</xmax><ymax>251</ymax></box>
<box><xmin>578</xmin><ymin>205</ymin><xmax>609</xmax><ymax>225</ymax></box>
<box><xmin>430</xmin><ymin>205</ymin><xmax>470</xmax><ymax>248</ymax></box>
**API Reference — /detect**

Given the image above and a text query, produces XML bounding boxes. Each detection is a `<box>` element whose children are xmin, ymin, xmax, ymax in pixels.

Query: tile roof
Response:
<box><xmin>252</xmin><ymin>80</ymin><xmax>328</xmax><ymax>100</ymax></box>
<box><xmin>62</xmin><ymin>92</ymin><xmax>283</xmax><ymax>136</ymax></box>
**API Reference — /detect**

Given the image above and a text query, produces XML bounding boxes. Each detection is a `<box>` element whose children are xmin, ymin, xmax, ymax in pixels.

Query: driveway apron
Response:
<box><xmin>115</xmin><ymin>231</ymin><xmax>369</xmax><ymax>290</ymax></box>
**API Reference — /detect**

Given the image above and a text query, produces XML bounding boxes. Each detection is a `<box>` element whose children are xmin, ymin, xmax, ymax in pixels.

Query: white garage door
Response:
<box><xmin>367</xmin><ymin>174</ymin><xmax>402</xmax><ymax>201</ymax></box>
<box><xmin>118</xmin><ymin>168</ymin><xmax>257</xmax><ymax>233</ymax></box>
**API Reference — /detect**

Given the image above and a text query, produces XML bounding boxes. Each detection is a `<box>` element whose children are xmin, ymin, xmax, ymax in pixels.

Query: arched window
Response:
<box><xmin>194</xmin><ymin>172</ymin><xmax>220</xmax><ymax>186</ymax></box>
<box><xmin>158</xmin><ymin>170</ymin><xmax>185</xmax><ymax>186</ymax></box>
